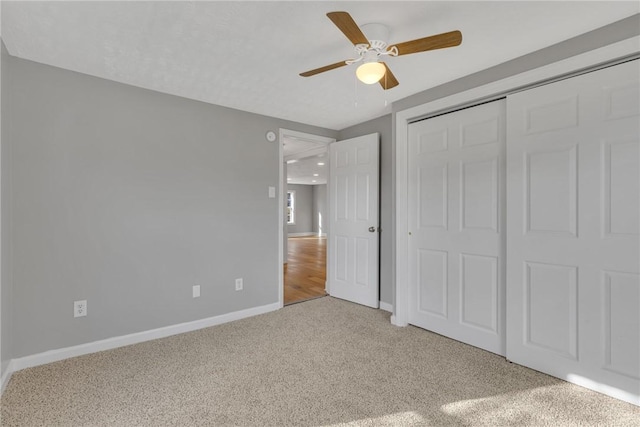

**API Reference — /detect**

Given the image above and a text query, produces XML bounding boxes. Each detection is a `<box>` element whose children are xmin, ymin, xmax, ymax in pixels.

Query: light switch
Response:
<box><xmin>268</xmin><ymin>186</ymin><xmax>276</xmax><ymax>198</ymax></box>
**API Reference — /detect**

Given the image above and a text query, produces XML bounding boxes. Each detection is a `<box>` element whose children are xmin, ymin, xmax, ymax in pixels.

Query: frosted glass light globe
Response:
<box><xmin>356</xmin><ymin>62</ymin><xmax>386</xmax><ymax>84</ymax></box>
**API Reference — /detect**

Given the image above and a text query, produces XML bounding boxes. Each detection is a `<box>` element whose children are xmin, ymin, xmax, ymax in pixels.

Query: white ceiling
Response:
<box><xmin>2</xmin><ymin>2</ymin><xmax>638</xmax><ymax>130</ymax></box>
<box><xmin>283</xmin><ymin>135</ymin><xmax>330</xmax><ymax>185</ymax></box>
<box><xmin>286</xmin><ymin>152</ymin><xmax>328</xmax><ymax>186</ymax></box>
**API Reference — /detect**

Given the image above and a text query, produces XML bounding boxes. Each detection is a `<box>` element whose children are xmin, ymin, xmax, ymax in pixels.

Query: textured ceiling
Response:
<box><xmin>287</xmin><ymin>152</ymin><xmax>329</xmax><ymax>185</ymax></box>
<box><xmin>283</xmin><ymin>136</ymin><xmax>329</xmax><ymax>184</ymax></box>
<box><xmin>2</xmin><ymin>1</ymin><xmax>639</xmax><ymax>130</ymax></box>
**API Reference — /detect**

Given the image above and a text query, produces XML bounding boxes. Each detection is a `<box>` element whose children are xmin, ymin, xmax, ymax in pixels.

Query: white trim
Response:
<box><xmin>324</xmin><ymin>147</ymin><xmax>331</xmax><ymax>296</ymax></box>
<box><xmin>394</xmin><ymin>36</ymin><xmax>640</xmax><ymax>328</ymax></box>
<box><xmin>281</xmin><ymin>129</ymin><xmax>334</xmax><ymax>145</ymax></box>
<box><xmin>0</xmin><ymin>26</ymin><xmax>3</xmax><ymax>398</ymax></box>
<box><xmin>390</xmin><ymin>315</ymin><xmax>403</xmax><ymax>326</ymax></box>
<box><xmin>281</xmin><ymin>129</ymin><xmax>334</xmax><ymax>163</ymax></box>
<box><xmin>278</xmin><ymin>130</ymin><xmax>284</xmax><ymax>309</ymax></box>
<box><xmin>379</xmin><ymin>301</ymin><xmax>393</xmax><ymax>313</ymax></box>
<box><xmin>287</xmin><ymin>232</ymin><xmax>321</xmax><ymax>237</ymax></box>
<box><xmin>1</xmin><ymin>360</ymin><xmax>14</xmax><ymax>394</ymax></box>
<box><xmin>10</xmin><ymin>302</ymin><xmax>280</xmax><ymax>372</ymax></box>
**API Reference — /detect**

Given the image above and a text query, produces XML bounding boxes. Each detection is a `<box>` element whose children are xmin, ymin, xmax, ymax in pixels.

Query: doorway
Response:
<box><xmin>284</xmin><ymin>235</ymin><xmax>327</xmax><ymax>304</ymax></box>
<box><xmin>278</xmin><ymin>129</ymin><xmax>335</xmax><ymax>306</ymax></box>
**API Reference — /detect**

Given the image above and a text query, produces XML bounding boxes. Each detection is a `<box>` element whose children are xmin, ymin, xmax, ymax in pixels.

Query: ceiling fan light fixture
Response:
<box><xmin>300</xmin><ymin>11</ymin><xmax>461</xmax><ymax>91</ymax></box>
<box><xmin>356</xmin><ymin>61</ymin><xmax>386</xmax><ymax>84</ymax></box>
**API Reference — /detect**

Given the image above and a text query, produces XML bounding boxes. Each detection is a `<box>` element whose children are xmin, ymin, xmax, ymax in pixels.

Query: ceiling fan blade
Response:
<box><xmin>299</xmin><ymin>60</ymin><xmax>348</xmax><ymax>77</ymax></box>
<box><xmin>379</xmin><ymin>63</ymin><xmax>399</xmax><ymax>90</ymax></box>
<box><xmin>391</xmin><ymin>30</ymin><xmax>462</xmax><ymax>56</ymax></box>
<box><xmin>327</xmin><ymin>11</ymin><xmax>369</xmax><ymax>46</ymax></box>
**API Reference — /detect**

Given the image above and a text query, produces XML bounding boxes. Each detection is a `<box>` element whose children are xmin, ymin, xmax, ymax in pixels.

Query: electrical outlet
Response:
<box><xmin>235</xmin><ymin>278</ymin><xmax>243</xmax><ymax>291</ymax></box>
<box><xmin>74</xmin><ymin>300</ymin><xmax>87</xmax><ymax>318</ymax></box>
<box><xmin>193</xmin><ymin>285</ymin><xmax>201</xmax><ymax>298</ymax></box>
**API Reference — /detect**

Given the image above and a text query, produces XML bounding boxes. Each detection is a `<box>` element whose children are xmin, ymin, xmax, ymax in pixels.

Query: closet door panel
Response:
<box><xmin>506</xmin><ymin>60</ymin><xmax>640</xmax><ymax>405</ymax></box>
<box><xmin>409</xmin><ymin>100</ymin><xmax>506</xmax><ymax>355</ymax></box>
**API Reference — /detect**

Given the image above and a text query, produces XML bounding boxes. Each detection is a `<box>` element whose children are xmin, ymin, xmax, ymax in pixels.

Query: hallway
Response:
<box><xmin>284</xmin><ymin>236</ymin><xmax>327</xmax><ymax>305</ymax></box>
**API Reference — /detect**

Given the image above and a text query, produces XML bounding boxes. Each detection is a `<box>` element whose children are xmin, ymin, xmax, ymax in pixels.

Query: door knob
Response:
<box><xmin>369</xmin><ymin>226</ymin><xmax>376</xmax><ymax>232</ymax></box>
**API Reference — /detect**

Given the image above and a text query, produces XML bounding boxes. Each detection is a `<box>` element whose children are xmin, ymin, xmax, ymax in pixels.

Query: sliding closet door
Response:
<box><xmin>408</xmin><ymin>100</ymin><xmax>506</xmax><ymax>355</ymax></box>
<box><xmin>506</xmin><ymin>60</ymin><xmax>639</xmax><ymax>405</ymax></box>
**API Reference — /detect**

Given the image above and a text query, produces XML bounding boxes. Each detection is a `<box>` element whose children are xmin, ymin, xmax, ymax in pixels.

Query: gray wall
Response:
<box><xmin>1</xmin><ymin>40</ymin><xmax>11</xmax><ymax>378</ymax></box>
<box><xmin>338</xmin><ymin>115</ymin><xmax>393</xmax><ymax>305</ymax></box>
<box><xmin>287</xmin><ymin>184</ymin><xmax>313</xmax><ymax>234</ymax></box>
<box><xmin>312</xmin><ymin>184</ymin><xmax>326</xmax><ymax>235</ymax></box>
<box><xmin>5</xmin><ymin>54</ymin><xmax>336</xmax><ymax>358</ymax></box>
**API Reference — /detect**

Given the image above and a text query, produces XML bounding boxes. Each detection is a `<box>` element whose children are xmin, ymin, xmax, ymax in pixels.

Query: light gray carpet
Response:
<box><xmin>1</xmin><ymin>297</ymin><xmax>638</xmax><ymax>426</ymax></box>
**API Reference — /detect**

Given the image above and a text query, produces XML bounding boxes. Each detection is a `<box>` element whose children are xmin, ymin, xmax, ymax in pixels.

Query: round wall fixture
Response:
<box><xmin>265</xmin><ymin>131</ymin><xmax>277</xmax><ymax>142</ymax></box>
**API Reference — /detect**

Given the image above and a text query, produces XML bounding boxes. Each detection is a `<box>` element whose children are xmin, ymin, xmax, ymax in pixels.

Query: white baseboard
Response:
<box><xmin>379</xmin><ymin>301</ymin><xmax>393</xmax><ymax>313</ymax></box>
<box><xmin>10</xmin><ymin>302</ymin><xmax>280</xmax><ymax>373</ymax></box>
<box><xmin>0</xmin><ymin>360</ymin><xmax>14</xmax><ymax>394</ymax></box>
<box><xmin>390</xmin><ymin>315</ymin><xmax>408</xmax><ymax>327</ymax></box>
<box><xmin>288</xmin><ymin>232</ymin><xmax>322</xmax><ymax>237</ymax></box>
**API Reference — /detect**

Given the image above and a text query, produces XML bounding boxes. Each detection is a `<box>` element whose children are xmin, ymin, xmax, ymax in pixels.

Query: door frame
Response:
<box><xmin>393</xmin><ymin>37</ymin><xmax>639</xmax><ymax>326</ymax></box>
<box><xmin>278</xmin><ymin>129</ymin><xmax>336</xmax><ymax>308</ymax></box>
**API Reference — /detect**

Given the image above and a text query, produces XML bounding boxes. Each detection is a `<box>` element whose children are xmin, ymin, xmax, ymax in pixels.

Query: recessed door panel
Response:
<box><xmin>604</xmin><ymin>82</ymin><xmax>640</xmax><ymax>120</ymax></box>
<box><xmin>335</xmin><ymin>175</ymin><xmax>349</xmax><ymax>221</ymax></box>
<box><xmin>525</xmin><ymin>96</ymin><xmax>578</xmax><ymax>134</ymax></box>
<box><xmin>604</xmin><ymin>271</ymin><xmax>640</xmax><ymax>379</ymax></box>
<box><xmin>525</xmin><ymin>262</ymin><xmax>578</xmax><ymax>359</ymax></box>
<box><xmin>356</xmin><ymin>146</ymin><xmax>370</xmax><ymax>165</ymax></box>
<box><xmin>604</xmin><ymin>139</ymin><xmax>639</xmax><ymax>236</ymax></box>
<box><xmin>355</xmin><ymin>173</ymin><xmax>370</xmax><ymax>222</ymax></box>
<box><xmin>418</xmin><ymin>249</ymin><xmax>448</xmax><ymax>318</ymax></box>
<box><xmin>335</xmin><ymin>236</ymin><xmax>348</xmax><ymax>282</ymax></box>
<box><xmin>526</xmin><ymin>146</ymin><xmax>577</xmax><ymax>236</ymax></box>
<box><xmin>355</xmin><ymin>237</ymin><xmax>369</xmax><ymax>287</ymax></box>
<box><xmin>418</xmin><ymin>164</ymin><xmax>448</xmax><ymax>229</ymax></box>
<box><xmin>461</xmin><ymin>158</ymin><xmax>498</xmax><ymax>232</ymax></box>
<box><xmin>461</xmin><ymin>118</ymin><xmax>500</xmax><ymax>148</ymax></box>
<box><xmin>336</xmin><ymin>150</ymin><xmax>349</xmax><ymax>168</ymax></box>
<box><xmin>419</xmin><ymin>129</ymin><xmax>448</xmax><ymax>154</ymax></box>
<box><xmin>460</xmin><ymin>254</ymin><xmax>498</xmax><ymax>332</ymax></box>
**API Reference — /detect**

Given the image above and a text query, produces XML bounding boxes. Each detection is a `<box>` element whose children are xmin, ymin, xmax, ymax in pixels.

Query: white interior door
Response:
<box><xmin>408</xmin><ymin>100</ymin><xmax>506</xmax><ymax>355</ymax></box>
<box><xmin>506</xmin><ymin>59</ymin><xmax>640</xmax><ymax>405</ymax></box>
<box><xmin>328</xmin><ymin>133</ymin><xmax>379</xmax><ymax>308</ymax></box>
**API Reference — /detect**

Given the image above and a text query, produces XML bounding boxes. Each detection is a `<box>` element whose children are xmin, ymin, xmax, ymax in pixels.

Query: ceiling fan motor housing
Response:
<box><xmin>355</xmin><ymin>23</ymin><xmax>398</xmax><ymax>60</ymax></box>
<box><xmin>360</xmin><ymin>23</ymin><xmax>390</xmax><ymax>47</ymax></box>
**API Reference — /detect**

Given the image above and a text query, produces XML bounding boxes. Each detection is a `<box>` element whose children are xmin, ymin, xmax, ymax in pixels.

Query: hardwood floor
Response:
<box><xmin>284</xmin><ymin>236</ymin><xmax>327</xmax><ymax>305</ymax></box>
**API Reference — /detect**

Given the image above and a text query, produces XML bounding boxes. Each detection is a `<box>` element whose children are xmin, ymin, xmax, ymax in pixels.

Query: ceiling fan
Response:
<box><xmin>300</xmin><ymin>11</ymin><xmax>462</xmax><ymax>90</ymax></box>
